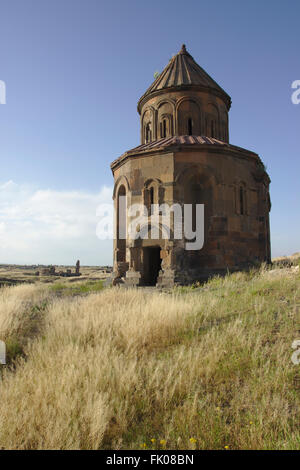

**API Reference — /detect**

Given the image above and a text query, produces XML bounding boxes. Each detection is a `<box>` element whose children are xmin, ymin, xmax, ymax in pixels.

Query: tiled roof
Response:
<box><xmin>138</xmin><ymin>45</ymin><xmax>231</xmax><ymax>110</ymax></box>
<box><xmin>111</xmin><ymin>135</ymin><xmax>229</xmax><ymax>169</ymax></box>
<box><xmin>131</xmin><ymin>135</ymin><xmax>227</xmax><ymax>151</ymax></box>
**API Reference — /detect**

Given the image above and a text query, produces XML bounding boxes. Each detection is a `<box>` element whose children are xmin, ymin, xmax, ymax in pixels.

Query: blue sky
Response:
<box><xmin>0</xmin><ymin>0</ymin><xmax>299</xmax><ymax>265</ymax></box>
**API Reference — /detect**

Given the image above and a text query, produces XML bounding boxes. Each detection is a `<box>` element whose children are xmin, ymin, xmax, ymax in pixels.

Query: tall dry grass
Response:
<box><xmin>0</xmin><ymin>283</ymin><xmax>50</xmax><ymax>363</ymax></box>
<box><xmin>0</xmin><ymin>268</ymin><xmax>299</xmax><ymax>450</ymax></box>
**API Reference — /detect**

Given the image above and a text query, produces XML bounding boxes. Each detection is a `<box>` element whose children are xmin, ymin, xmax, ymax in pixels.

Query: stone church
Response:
<box><xmin>110</xmin><ymin>45</ymin><xmax>271</xmax><ymax>287</ymax></box>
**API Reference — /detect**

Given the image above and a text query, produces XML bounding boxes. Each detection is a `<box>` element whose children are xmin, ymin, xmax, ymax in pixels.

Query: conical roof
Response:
<box><xmin>138</xmin><ymin>45</ymin><xmax>231</xmax><ymax>111</ymax></box>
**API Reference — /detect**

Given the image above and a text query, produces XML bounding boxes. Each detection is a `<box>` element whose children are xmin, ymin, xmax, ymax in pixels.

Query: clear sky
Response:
<box><xmin>0</xmin><ymin>0</ymin><xmax>299</xmax><ymax>265</ymax></box>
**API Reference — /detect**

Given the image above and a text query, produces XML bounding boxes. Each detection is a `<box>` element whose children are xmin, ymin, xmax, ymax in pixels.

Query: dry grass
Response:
<box><xmin>0</xmin><ymin>267</ymin><xmax>299</xmax><ymax>450</ymax></box>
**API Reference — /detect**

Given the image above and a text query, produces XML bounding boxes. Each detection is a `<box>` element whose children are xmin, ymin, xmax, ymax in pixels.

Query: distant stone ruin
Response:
<box><xmin>75</xmin><ymin>260</ymin><xmax>80</xmax><ymax>275</ymax></box>
<box><xmin>41</xmin><ymin>261</ymin><xmax>81</xmax><ymax>277</ymax></box>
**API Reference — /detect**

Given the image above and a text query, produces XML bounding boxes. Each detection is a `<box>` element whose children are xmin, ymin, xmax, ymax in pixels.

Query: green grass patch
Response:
<box><xmin>50</xmin><ymin>280</ymin><xmax>104</xmax><ymax>296</ymax></box>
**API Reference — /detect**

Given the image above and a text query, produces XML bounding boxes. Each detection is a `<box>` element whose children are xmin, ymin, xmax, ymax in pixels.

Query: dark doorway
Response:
<box><xmin>143</xmin><ymin>247</ymin><xmax>162</xmax><ymax>286</ymax></box>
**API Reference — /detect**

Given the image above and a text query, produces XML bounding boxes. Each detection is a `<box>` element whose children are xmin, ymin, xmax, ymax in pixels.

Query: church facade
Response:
<box><xmin>110</xmin><ymin>45</ymin><xmax>271</xmax><ymax>286</ymax></box>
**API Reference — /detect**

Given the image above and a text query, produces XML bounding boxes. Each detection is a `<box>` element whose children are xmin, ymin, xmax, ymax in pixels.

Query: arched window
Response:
<box><xmin>144</xmin><ymin>181</ymin><xmax>162</xmax><ymax>216</ymax></box>
<box><xmin>239</xmin><ymin>186</ymin><xmax>244</xmax><ymax>215</ymax></box>
<box><xmin>211</xmin><ymin>120</ymin><xmax>215</xmax><ymax>138</ymax></box>
<box><xmin>160</xmin><ymin>118</ymin><xmax>168</xmax><ymax>138</ymax></box>
<box><xmin>145</xmin><ymin>123</ymin><xmax>151</xmax><ymax>143</ymax></box>
<box><xmin>148</xmin><ymin>187</ymin><xmax>155</xmax><ymax>215</ymax></box>
<box><xmin>162</xmin><ymin>119</ymin><xmax>167</xmax><ymax>138</ymax></box>
<box><xmin>188</xmin><ymin>118</ymin><xmax>193</xmax><ymax>136</ymax></box>
<box><xmin>150</xmin><ymin>187</ymin><xmax>154</xmax><ymax>206</ymax></box>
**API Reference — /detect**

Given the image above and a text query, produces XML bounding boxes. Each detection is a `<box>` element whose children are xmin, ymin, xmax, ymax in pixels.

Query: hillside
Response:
<box><xmin>0</xmin><ymin>265</ymin><xmax>299</xmax><ymax>450</ymax></box>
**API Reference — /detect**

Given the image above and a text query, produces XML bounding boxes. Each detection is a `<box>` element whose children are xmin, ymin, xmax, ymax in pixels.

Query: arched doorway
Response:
<box><xmin>142</xmin><ymin>246</ymin><xmax>162</xmax><ymax>286</ymax></box>
<box><xmin>116</xmin><ymin>185</ymin><xmax>126</xmax><ymax>262</ymax></box>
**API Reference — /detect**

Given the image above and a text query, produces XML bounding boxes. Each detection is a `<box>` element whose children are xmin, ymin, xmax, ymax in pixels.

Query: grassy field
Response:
<box><xmin>0</xmin><ymin>264</ymin><xmax>299</xmax><ymax>450</ymax></box>
<box><xmin>0</xmin><ymin>264</ymin><xmax>111</xmax><ymax>287</ymax></box>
